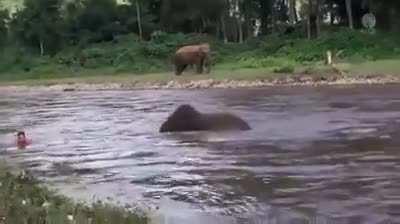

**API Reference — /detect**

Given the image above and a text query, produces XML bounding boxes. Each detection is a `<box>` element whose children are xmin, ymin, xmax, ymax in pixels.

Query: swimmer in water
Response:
<box><xmin>16</xmin><ymin>131</ymin><xmax>31</xmax><ymax>149</ymax></box>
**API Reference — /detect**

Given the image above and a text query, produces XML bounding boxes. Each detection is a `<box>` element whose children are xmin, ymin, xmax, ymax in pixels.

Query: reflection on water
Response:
<box><xmin>1</xmin><ymin>86</ymin><xmax>400</xmax><ymax>223</ymax></box>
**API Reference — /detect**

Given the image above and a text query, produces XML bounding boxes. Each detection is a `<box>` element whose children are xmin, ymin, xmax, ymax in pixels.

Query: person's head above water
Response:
<box><xmin>16</xmin><ymin>131</ymin><xmax>31</xmax><ymax>148</ymax></box>
<box><xmin>17</xmin><ymin>131</ymin><xmax>26</xmax><ymax>140</ymax></box>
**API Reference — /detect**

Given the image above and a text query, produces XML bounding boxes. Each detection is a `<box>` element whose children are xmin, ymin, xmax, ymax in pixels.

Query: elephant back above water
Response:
<box><xmin>159</xmin><ymin>104</ymin><xmax>251</xmax><ymax>133</ymax></box>
<box><xmin>173</xmin><ymin>43</ymin><xmax>211</xmax><ymax>76</ymax></box>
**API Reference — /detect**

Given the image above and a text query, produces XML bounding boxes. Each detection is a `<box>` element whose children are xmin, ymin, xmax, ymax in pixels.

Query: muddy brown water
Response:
<box><xmin>1</xmin><ymin>85</ymin><xmax>400</xmax><ymax>223</ymax></box>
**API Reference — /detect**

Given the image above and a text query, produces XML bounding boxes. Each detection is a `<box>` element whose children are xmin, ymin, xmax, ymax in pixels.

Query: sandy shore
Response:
<box><xmin>0</xmin><ymin>74</ymin><xmax>398</xmax><ymax>92</ymax></box>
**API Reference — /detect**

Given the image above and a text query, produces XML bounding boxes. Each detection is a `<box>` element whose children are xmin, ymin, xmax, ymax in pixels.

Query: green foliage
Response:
<box><xmin>0</xmin><ymin>169</ymin><xmax>147</xmax><ymax>224</ymax></box>
<box><xmin>253</xmin><ymin>29</ymin><xmax>400</xmax><ymax>63</ymax></box>
<box><xmin>10</xmin><ymin>0</ymin><xmax>64</xmax><ymax>55</ymax></box>
<box><xmin>0</xmin><ymin>9</ymin><xmax>9</xmax><ymax>46</ymax></box>
<box><xmin>160</xmin><ymin>0</ymin><xmax>226</xmax><ymax>32</ymax></box>
<box><xmin>237</xmin><ymin>57</ymin><xmax>291</xmax><ymax>69</ymax></box>
<box><xmin>0</xmin><ymin>29</ymin><xmax>400</xmax><ymax>81</ymax></box>
<box><xmin>142</xmin><ymin>31</ymin><xmax>186</xmax><ymax>57</ymax></box>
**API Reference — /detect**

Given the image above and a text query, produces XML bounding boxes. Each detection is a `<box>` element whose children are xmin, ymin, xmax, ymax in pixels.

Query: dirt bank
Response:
<box><xmin>0</xmin><ymin>73</ymin><xmax>398</xmax><ymax>92</ymax></box>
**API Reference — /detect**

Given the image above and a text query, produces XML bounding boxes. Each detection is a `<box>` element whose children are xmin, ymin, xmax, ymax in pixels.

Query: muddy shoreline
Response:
<box><xmin>0</xmin><ymin>74</ymin><xmax>398</xmax><ymax>91</ymax></box>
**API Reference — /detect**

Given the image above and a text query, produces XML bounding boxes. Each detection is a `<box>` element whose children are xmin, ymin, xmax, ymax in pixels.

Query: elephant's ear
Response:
<box><xmin>196</xmin><ymin>48</ymin><xmax>206</xmax><ymax>57</ymax></box>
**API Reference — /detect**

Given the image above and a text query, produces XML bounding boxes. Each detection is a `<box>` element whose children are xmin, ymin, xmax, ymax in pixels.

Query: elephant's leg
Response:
<box><xmin>182</xmin><ymin>64</ymin><xmax>188</xmax><ymax>73</ymax></box>
<box><xmin>175</xmin><ymin>64</ymin><xmax>187</xmax><ymax>76</ymax></box>
<box><xmin>174</xmin><ymin>65</ymin><xmax>181</xmax><ymax>75</ymax></box>
<box><xmin>203</xmin><ymin>56</ymin><xmax>211</xmax><ymax>74</ymax></box>
<box><xmin>175</xmin><ymin>65</ymin><xmax>183</xmax><ymax>75</ymax></box>
<box><xmin>196</xmin><ymin>63</ymin><xmax>203</xmax><ymax>74</ymax></box>
<box><xmin>196</xmin><ymin>64</ymin><xmax>203</xmax><ymax>74</ymax></box>
<box><xmin>204</xmin><ymin>64</ymin><xmax>211</xmax><ymax>74</ymax></box>
<box><xmin>175</xmin><ymin>65</ymin><xmax>184</xmax><ymax>75</ymax></box>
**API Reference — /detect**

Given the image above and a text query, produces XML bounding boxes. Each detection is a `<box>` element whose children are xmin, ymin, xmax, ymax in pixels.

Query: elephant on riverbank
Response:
<box><xmin>159</xmin><ymin>105</ymin><xmax>251</xmax><ymax>133</ymax></box>
<box><xmin>173</xmin><ymin>43</ymin><xmax>211</xmax><ymax>76</ymax></box>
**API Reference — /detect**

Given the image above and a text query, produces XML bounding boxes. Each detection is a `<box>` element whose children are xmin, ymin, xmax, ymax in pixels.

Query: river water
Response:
<box><xmin>1</xmin><ymin>85</ymin><xmax>400</xmax><ymax>223</ymax></box>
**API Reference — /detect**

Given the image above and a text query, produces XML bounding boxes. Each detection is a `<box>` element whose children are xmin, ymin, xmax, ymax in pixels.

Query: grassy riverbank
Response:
<box><xmin>0</xmin><ymin>163</ymin><xmax>147</xmax><ymax>224</ymax></box>
<box><xmin>0</xmin><ymin>29</ymin><xmax>400</xmax><ymax>86</ymax></box>
<box><xmin>0</xmin><ymin>58</ymin><xmax>399</xmax><ymax>90</ymax></box>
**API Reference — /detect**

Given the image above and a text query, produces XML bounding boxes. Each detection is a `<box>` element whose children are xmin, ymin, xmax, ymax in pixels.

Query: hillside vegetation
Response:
<box><xmin>0</xmin><ymin>0</ymin><xmax>399</xmax><ymax>83</ymax></box>
<box><xmin>0</xmin><ymin>29</ymin><xmax>399</xmax><ymax>82</ymax></box>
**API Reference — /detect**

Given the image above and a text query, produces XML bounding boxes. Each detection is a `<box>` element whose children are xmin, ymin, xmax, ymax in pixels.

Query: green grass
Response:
<box><xmin>337</xmin><ymin>59</ymin><xmax>400</xmax><ymax>76</ymax></box>
<box><xmin>1</xmin><ymin>58</ymin><xmax>400</xmax><ymax>87</ymax></box>
<box><xmin>0</xmin><ymin>68</ymin><xmax>286</xmax><ymax>87</ymax></box>
<box><xmin>0</xmin><ymin>163</ymin><xmax>148</xmax><ymax>224</ymax></box>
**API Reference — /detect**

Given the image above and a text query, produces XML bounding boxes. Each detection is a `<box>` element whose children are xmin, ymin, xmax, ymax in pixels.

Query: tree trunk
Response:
<box><xmin>220</xmin><ymin>15</ymin><xmax>228</xmax><ymax>43</ymax></box>
<box><xmin>271</xmin><ymin>4</ymin><xmax>277</xmax><ymax>33</ymax></box>
<box><xmin>289</xmin><ymin>0</ymin><xmax>296</xmax><ymax>25</ymax></box>
<box><xmin>307</xmin><ymin>0</ymin><xmax>312</xmax><ymax>39</ymax></box>
<box><xmin>135</xmin><ymin>0</ymin><xmax>143</xmax><ymax>40</ymax></box>
<box><xmin>39</xmin><ymin>38</ymin><xmax>44</xmax><ymax>56</ymax></box>
<box><xmin>316</xmin><ymin>0</ymin><xmax>321</xmax><ymax>37</ymax></box>
<box><xmin>238</xmin><ymin>20</ymin><xmax>243</xmax><ymax>43</ymax></box>
<box><xmin>259</xmin><ymin>0</ymin><xmax>271</xmax><ymax>34</ymax></box>
<box><xmin>361</xmin><ymin>0</ymin><xmax>370</xmax><ymax>12</ymax></box>
<box><xmin>216</xmin><ymin>20</ymin><xmax>221</xmax><ymax>38</ymax></box>
<box><xmin>246</xmin><ymin>16</ymin><xmax>252</xmax><ymax>38</ymax></box>
<box><xmin>307</xmin><ymin>0</ymin><xmax>319</xmax><ymax>39</ymax></box>
<box><xmin>345</xmin><ymin>0</ymin><xmax>354</xmax><ymax>29</ymax></box>
<box><xmin>329</xmin><ymin>1</ymin><xmax>334</xmax><ymax>25</ymax></box>
<box><xmin>201</xmin><ymin>17</ymin><xmax>207</xmax><ymax>33</ymax></box>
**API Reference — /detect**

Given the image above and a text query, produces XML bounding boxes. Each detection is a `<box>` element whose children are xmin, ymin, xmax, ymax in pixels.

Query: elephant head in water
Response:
<box><xmin>159</xmin><ymin>105</ymin><xmax>251</xmax><ymax>133</ymax></box>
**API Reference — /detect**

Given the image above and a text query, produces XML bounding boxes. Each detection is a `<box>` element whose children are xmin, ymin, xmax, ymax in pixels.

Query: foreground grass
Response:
<box><xmin>0</xmin><ymin>164</ymin><xmax>147</xmax><ymax>224</ymax></box>
<box><xmin>1</xmin><ymin>59</ymin><xmax>400</xmax><ymax>87</ymax></box>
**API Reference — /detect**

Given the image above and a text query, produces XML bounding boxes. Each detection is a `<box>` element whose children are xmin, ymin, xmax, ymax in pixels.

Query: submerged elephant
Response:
<box><xmin>173</xmin><ymin>43</ymin><xmax>211</xmax><ymax>76</ymax></box>
<box><xmin>159</xmin><ymin>105</ymin><xmax>251</xmax><ymax>133</ymax></box>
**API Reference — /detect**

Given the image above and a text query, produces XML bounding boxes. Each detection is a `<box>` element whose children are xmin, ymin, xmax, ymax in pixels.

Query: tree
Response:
<box><xmin>79</xmin><ymin>0</ymin><xmax>117</xmax><ymax>31</ymax></box>
<box><xmin>307</xmin><ymin>0</ymin><xmax>320</xmax><ymax>39</ymax></box>
<box><xmin>371</xmin><ymin>1</ymin><xmax>400</xmax><ymax>31</ymax></box>
<box><xmin>240</xmin><ymin>0</ymin><xmax>261</xmax><ymax>39</ymax></box>
<box><xmin>135</xmin><ymin>0</ymin><xmax>143</xmax><ymax>40</ymax></box>
<box><xmin>63</xmin><ymin>0</ymin><xmax>85</xmax><ymax>45</ymax></box>
<box><xmin>220</xmin><ymin>14</ymin><xmax>228</xmax><ymax>43</ymax></box>
<box><xmin>160</xmin><ymin>0</ymin><xmax>226</xmax><ymax>34</ymax></box>
<box><xmin>257</xmin><ymin>0</ymin><xmax>273</xmax><ymax>34</ymax></box>
<box><xmin>345</xmin><ymin>0</ymin><xmax>354</xmax><ymax>29</ymax></box>
<box><xmin>0</xmin><ymin>9</ymin><xmax>9</xmax><ymax>47</ymax></box>
<box><xmin>69</xmin><ymin>0</ymin><xmax>129</xmax><ymax>43</ymax></box>
<box><xmin>230</xmin><ymin>0</ymin><xmax>244</xmax><ymax>43</ymax></box>
<box><xmin>11</xmin><ymin>0</ymin><xmax>64</xmax><ymax>56</ymax></box>
<box><xmin>288</xmin><ymin>0</ymin><xmax>297</xmax><ymax>25</ymax></box>
<box><xmin>117</xmin><ymin>0</ymin><xmax>158</xmax><ymax>40</ymax></box>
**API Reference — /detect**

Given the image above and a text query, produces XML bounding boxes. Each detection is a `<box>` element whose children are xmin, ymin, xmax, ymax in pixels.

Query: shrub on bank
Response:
<box><xmin>0</xmin><ymin>168</ymin><xmax>148</xmax><ymax>224</ymax></box>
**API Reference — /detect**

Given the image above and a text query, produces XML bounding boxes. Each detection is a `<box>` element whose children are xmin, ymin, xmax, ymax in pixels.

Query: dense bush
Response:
<box><xmin>259</xmin><ymin>28</ymin><xmax>400</xmax><ymax>62</ymax></box>
<box><xmin>0</xmin><ymin>170</ymin><xmax>147</xmax><ymax>224</ymax></box>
